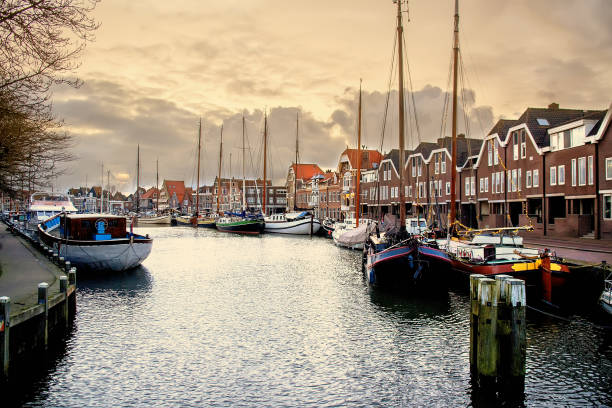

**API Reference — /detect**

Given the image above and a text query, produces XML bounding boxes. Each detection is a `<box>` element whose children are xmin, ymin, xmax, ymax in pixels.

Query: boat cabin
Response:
<box><xmin>43</xmin><ymin>214</ymin><xmax>128</xmax><ymax>241</ymax></box>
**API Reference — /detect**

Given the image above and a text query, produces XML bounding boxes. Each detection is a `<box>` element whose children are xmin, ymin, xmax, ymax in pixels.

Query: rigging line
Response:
<box><xmin>439</xmin><ymin>48</ymin><xmax>454</xmax><ymax>149</ymax></box>
<box><xmin>402</xmin><ymin>31</ymin><xmax>422</xmax><ymax>148</ymax></box>
<box><xmin>378</xmin><ymin>29</ymin><xmax>397</xmax><ymax>153</ymax></box>
<box><xmin>459</xmin><ymin>50</ymin><xmax>487</xmax><ymax>139</ymax></box>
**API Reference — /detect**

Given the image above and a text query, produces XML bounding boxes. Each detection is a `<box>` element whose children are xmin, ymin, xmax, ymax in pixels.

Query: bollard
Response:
<box><xmin>65</xmin><ymin>261</ymin><xmax>71</xmax><ymax>273</ymax></box>
<box><xmin>68</xmin><ymin>267</ymin><xmax>76</xmax><ymax>286</ymax></box>
<box><xmin>59</xmin><ymin>276</ymin><xmax>69</xmax><ymax>326</ymax></box>
<box><xmin>503</xmin><ymin>279</ymin><xmax>527</xmax><ymax>387</ymax></box>
<box><xmin>47</xmin><ymin>249</ymin><xmax>54</xmax><ymax>260</ymax></box>
<box><xmin>494</xmin><ymin>274</ymin><xmax>514</xmax><ymax>383</ymax></box>
<box><xmin>52</xmin><ymin>253</ymin><xmax>59</xmax><ymax>264</ymax></box>
<box><xmin>59</xmin><ymin>257</ymin><xmax>65</xmax><ymax>267</ymax></box>
<box><xmin>469</xmin><ymin>274</ymin><xmax>485</xmax><ymax>372</ymax></box>
<box><xmin>477</xmin><ymin>278</ymin><xmax>499</xmax><ymax>386</ymax></box>
<box><xmin>0</xmin><ymin>296</ymin><xmax>10</xmax><ymax>378</ymax></box>
<box><xmin>38</xmin><ymin>282</ymin><xmax>49</xmax><ymax>349</ymax></box>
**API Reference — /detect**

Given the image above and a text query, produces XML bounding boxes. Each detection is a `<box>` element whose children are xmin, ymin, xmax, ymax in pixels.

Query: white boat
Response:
<box><xmin>332</xmin><ymin>219</ymin><xmax>372</xmax><ymax>250</ymax></box>
<box><xmin>27</xmin><ymin>192</ymin><xmax>77</xmax><ymax>227</ymax></box>
<box><xmin>601</xmin><ymin>279</ymin><xmax>612</xmax><ymax>315</ymax></box>
<box><xmin>138</xmin><ymin>214</ymin><xmax>172</xmax><ymax>225</ymax></box>
<box><xmin>264</xmin><ymin>212</ymin><xmax>321</xmax><ymax>235</ymax></box>
<box><xmin>38</xmin><ymin>213</ymin><xmax>152</xmax><ymax>272</ymax></box>
<box><xmin>405</xmin><ymin>217</ymin><xmax>429</xmax><ymax>235</ymax></box>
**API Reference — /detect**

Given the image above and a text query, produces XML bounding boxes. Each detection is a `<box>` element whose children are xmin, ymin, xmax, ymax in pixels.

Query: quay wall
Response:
<box><xmin>1</xmin><ymin>222</ymin><xmax>77</xmax><ymax>380</ymax></box>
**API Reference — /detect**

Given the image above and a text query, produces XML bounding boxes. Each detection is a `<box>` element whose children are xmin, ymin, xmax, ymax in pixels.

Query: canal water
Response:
<box><xmin>7</xmin><ymin>227</ymin><xmax>612</xmax><ymax>407</ymax></box>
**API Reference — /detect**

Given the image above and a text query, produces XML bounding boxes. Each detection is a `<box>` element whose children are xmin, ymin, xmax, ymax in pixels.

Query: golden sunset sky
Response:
<box><xmin>53</xmin><ymin>0</ymin><xmax>612</xmax><ymax>193</ymax></box>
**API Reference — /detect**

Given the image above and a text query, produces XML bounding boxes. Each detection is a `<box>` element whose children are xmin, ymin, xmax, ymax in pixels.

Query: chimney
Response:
<box><xmin>457</xmin><ymin>133</ymin><xmax>466</xmax><ymax>139</ymax></box>
<box><xmin>548</xmin><ymin>102</ymin><xmax>559</xmax><ymax>110</ymax></box>
<box><xmin>437</xmin><ymin>138</ymin><xmax>445</xmax><ymax>146</ymax></box>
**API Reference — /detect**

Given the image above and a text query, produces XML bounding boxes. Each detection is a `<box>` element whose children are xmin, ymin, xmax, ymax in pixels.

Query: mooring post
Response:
<box><xmin>310</xmin><ymin>214</ymin><xmax>314</xmax><ymax>236</ymax></box>
<box><xmin>47</xmin><ymin>249</ymin><xmax>54</xmax><ymax>260</ymax></box>
<box><xmin>59</xmin><ymin>276</ymin><xmax>69</xmax><ymax>326</ymax></box>
<box><xmin>477</xmin><ymin>278</ymin><xmax>499</xmax><ymax>387</ymax></box>
<box><xmin>38</xmin><ymin>282</ymin><xmax>49</xmax><ymax>349</ymax></box>
<box><xmin>65</xmin><ymin>261</ymin><xmax>71</xmax><ymax>273</ymax></box>
<box><xmin>0</xmin><ymin>296</ymin><xmax>10</xmax><ymax>378</ymax></box>
<box><xmin>503</xmin><ymin>278</ymin><xmax>527</xmax><ymax>388</ymax></box>
<box><xmin>541</xmin><ymin>250</ymin><xmax>552</xmax><ymax>304</ymax></box>
<box><xmin>494</xmin><ymin>274</ymin><xmax>513</xmax><ymax>382</ymax></box>
<box><xmin>59</xmin><ymin>257</ymin><xmax>65</xmax><ymax>267</ymax></box>
<box><xmin>68</xmin><ymin>267</ymin><xmax>76</xmax><ymax>286</ymax></box>
<box><xmin>469</xmin><ymin>274</ymin><xmax>485</xmax><ymax>372</ymax></box>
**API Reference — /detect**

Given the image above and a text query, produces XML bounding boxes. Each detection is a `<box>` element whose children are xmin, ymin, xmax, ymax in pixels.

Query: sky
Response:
<box><xmin>51</xmin><ymin>0</ymin><xmax>612</xmax><ymax>193</ymax></box>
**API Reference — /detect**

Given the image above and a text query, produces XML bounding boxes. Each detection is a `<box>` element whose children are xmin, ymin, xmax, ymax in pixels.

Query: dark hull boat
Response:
<box><xmin>215</xmin><ymin>214</ymin><xmax>264</xmax><ymax>235</ymax></box>
<box><xmin>365</xmin><ymin>238</ymin><xmax>423</xmax><ymax>288</ymax></box>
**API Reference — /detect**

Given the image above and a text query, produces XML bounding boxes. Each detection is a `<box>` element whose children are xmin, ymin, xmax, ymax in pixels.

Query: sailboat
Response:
<box><xmin>216</xmin><ymin>117</ymin><xmax>265</xmax><ymax>234</ymax></box>
<box><xmin>363</xmin><ymin>1</ymin><xmax>427</xmax><ymax>287</ymax></box>
<box><xmin>139</xmin><ymin>159</ymin><xmax>172</xmax><ymax>225</ymax></box>
<box><xmin>333</xmin><ymin>81</ymin><xmax>372</xmax><ymax>250</ymax></box>
<box><xmin>264</xmin><ymin>113</ymin><xmax>321</xmax><ymax>235</ymax></box>
<box><xmin>415</xmin><ymin>0</ymin><xmax>572</xmax><ymax>305</ymax></box>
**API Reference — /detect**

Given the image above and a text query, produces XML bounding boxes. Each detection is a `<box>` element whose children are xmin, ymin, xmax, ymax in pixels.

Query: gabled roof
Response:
<box><xmin>141</xmin><ymin>187</ymin><xmax>158</xmax><ymax>200</ymax></box>
<box><xmin>382</xmin><ymin>149</ymin><xmax>409</xmax><ymax>174</ymax></box>
<box><xmin>487</xmin><ymin>119</ymin><xmax>517</xmax><ymax>137</ymax></box>
<box><xmin>290</xmin><ymin>163</ymin><xmax>324</xmax><ymax>180</ymax></box>
<box><xmin>517</xmin><ymin>106</ymin><xmax>603</xmax><ymax>147</ymax></box>
<box><xmin>90</xmin><ymin>186</ymin><xmax>102</xmax><ymax>197</ymax></box>
<box><xmin>409</xmin><ymin>142</ymin><xmax>438</xmax><ymax>160</ymax></box>
<box><xmin>163</xmin><ymin>180</ymin><xmax>186</xmax><ymax>202</ymax></box>
<box><xmin>340</xmin><ymin>148</ymin><xmax>383</xmax><ymax>170</ymax></box>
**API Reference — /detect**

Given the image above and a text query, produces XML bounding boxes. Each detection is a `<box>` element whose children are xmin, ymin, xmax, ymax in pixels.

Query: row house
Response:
<box><xmin>337</xmin><ymin>148</ymin><xmax>383</xmax><ymax>220</ymax></box>
<box><xmin>318</xmin><ymin>172</ymin><xmax>342</xmax><ymax>220</ymax></box>
<box><xmin>159</xmin><ymin>180</ymin><xmax>191</xmax><ymax>212</ymax></box>
<box><xmin>467</xmin><ymin>102</ymin><xmax>612</xmax><ymax>239</ymax></box>
<box><xmin>285</xmin><ymin>163</ymin><xmax>324</xmax><ymax>211</ymax></box>
<box><xmin>208</xmin><ymin>177</ymin><xmax>287</xmax><ymax>215</ymax></box>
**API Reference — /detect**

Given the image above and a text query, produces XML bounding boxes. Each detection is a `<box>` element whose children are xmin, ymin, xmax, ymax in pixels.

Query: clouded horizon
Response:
<box><xmin>52</xmin><ymin>0</ymin><xmax>612</xmax><ymax>193</ymax></box>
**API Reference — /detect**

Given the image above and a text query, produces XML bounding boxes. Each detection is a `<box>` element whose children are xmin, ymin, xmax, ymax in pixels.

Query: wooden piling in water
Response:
<box><xmin>503</xmin><ymin>278</ymin><xmax>526</xmax><ymax>385</ymax></box>
<box><xmin>59</xmin><ymin>276</ymin><xmax>69</xmax><ymax>327</ymax></box>
<box><xmin>38</xmin><ymin>283</ymin><xmax>49</xmax><ymax>349</ymax></box>
<box><xmin>541</xmin><ymin>250</ymin><xmax>552</xmax><ymax>304</ymax></box>
<box><xmin>469</xmin><ymin>274</ymin><xmax>485</xmax><ymax>372</ymax></box>
<box><xmin>476</xmin><ymin>278</ymin><xmax>499</xmax><ymax>385</ymax></box>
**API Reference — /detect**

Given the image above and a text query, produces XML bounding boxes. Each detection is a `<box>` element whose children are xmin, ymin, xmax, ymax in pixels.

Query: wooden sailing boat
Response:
<box><xmin>264</xmin><ymin>112</ymin><xmax>321</xmax><ymax>235</ymax></box>
<box><xmin>363</xmin><ymin>1</ymin><xmax>426</xmax><ymax>287</ymax></box>
<box><xmin>138</xmin><ymin>158</ymin><xmax>172</xmax><ymax>224</ymax></box>
<box><xmin>333</xmin><ymin>80</ymin><xmax>369</xmax><ymax>249</ymax></box>
<box><xmin>415</xmin><ymin>0</ymin><xmax>572</xmax><ymax>306</ymax></box>
<box><xmin>216</xmin><ymin>116</ymin><xmax>264</xmax><ymax>234</ymax></box>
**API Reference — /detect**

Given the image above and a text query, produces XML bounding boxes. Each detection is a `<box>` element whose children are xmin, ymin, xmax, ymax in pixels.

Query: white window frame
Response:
<box><xmin>520</xmin><ymin>131</ymin><xmax>527</xmax><ymax>159</ymax></box>
<box><xmin>480</xmin><ymin>178</ymin><xmax>484</xmax><ymax>193</ymax></box>
<box><xmin>513</xmin><ymin>132</ymin><xmax>519</xmax><ymax>160</ymax></box>
<box><xmin>606</xmin><ymin>158</ymin><xmax>612</xmax><ymax>181</ymax></box>
<box><xmin>465</xmin><ymin>178</ymin><xmax>470</xmax><ymax>196</ymax></box>
<box><xmin>604</xmin><ymin>194</ymin><xmax>612</xmax><ymax>220</ymax></box>
<box><xmin>487</xmin><ymin>141</ymin><xmax>493</xmax><ymax>166</ymax></box>
<box><xmin>494</xmin><ymin>140</ymin><xmax>499</xmax><ymax>165</ymax></box>
<box><xmin>435</xmin><ymin>154</ymin><xmax>440</xmax><ymax>174</ymax></box>
<box><xmin>550</xmin><ymin>166</ymin><xmax>557</xmax><ymax>186</ymax></box>
<box><xmin>445</xmin><ymin>182</ymin><xmax>450</xmax><ymax>196</ymax></box>
<box><xmin>441</xmin><ymin>154</ymin><xmax>447</xmax><ymax>173</ymax></box>
<box><xmin>471</xmin><ymin>177</ymin><xmax>476</xmax><ymax>196</ymax></box>
<box><xmin>533</xmin><ymin>169</ymin><xmax>539</xmax><ymax>188</ymax></box>
<box><xmin>485</xmin><ymin>177</ymin><xmax>489</xmax><ymax>193</ymax></box>
<box><xmin>588</xmin><ymin>156</ymin><xmax>593</xmax><ymax>185</ymax></box>
<box><xmin>578</xmin><ymin>157</ymin><xmax>586</xmax><ymax>186</ymax></box>
<box><xmin>572</xmin><ymin>158</ymin><xmax>577</xmax><ymax>186</ymax></box>
<box><xmin>558</xmin><ymin>165</ymin><xmax>565</xmax><ymax>185</ymax></box>
<box><xmin>526</xmin><ymin>170</ymin><xmax>532</xmax><ymax>188</ymax></box>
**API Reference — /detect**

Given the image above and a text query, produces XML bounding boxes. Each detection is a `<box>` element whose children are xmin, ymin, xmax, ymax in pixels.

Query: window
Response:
<box><xmin>512</xmin><ymin>169</ymin><xmax>518</xmax><ymax>192</ymax></box>
<box><xmin>508</xmin><ymin>170</ymin><xmax>512</xmax><ymax>192</ymax></box>
<box><xmin>441</xmin><ymin>154</ymin><xmax>447</xmax><ymax>173</ymax></box>
<box><xmin>405</xmin><ymin>185</ymin><xmax>408</xmax><ymax>197</ymax></box>
<box><xmin>485</xmin><ymin>177</ymin><xmax>489</xmax><ymax>192</ymax></box>
<box><xmin>446</xmin><ymin>182</ymin><xmax>450</xmax><ymax>195</ymax></box>
<box><xmin>435</xmin><ymin>154</ymin><xmax>439</xmax><ymax>174</ymax></box>
<box><xmin>558</xmin><ymin>165</ymin><xmax>565</xmax><ymax>185</ymax></box>
<box><xmin>480</xmin><ymin>178</ymin><xmax>484</xmax><ymax>193</ymax></box>
<box><xmin>487</xmin><ymin>141</ymin><xmax>493</xmax><ymax>166</ymax></box>
<box><xmin>513</xmin><ymin>132</ymin><xmax>519</xmax><ymax>160</ymax></box>
<box><xmin>520</xmin><ymin>131</ymin><xmax>527</xmax><ymax>158</ymax></box>
<box><xmin>471</xmin><ymin>177</ymin><xmax>476</xmax><ymax>196</ymax></box>
<box><xmin>417</xmin><ymin>158</ymin><xmax>422</xmax><ymax>177</ymax></box>
<box><xmin>604</xmin><ymin>195</ymin><xmax>612</xmax><ymax>220</ymax></box>
<box><xmin>500</xmin><ymin>172</ymin><xmax>504</xmax><ymax>193</ymax></box>
<box><xmin>588</xmin><ymin>156</ymin><xmax>593</xmax><ymax>185</ymax></box>
<box><xmin>408</xmin><ymin>186</ymin><xmax>412</xmax><ymax>197</ymax></box>
<box><xmin>533</xmin><ymin>169</ymin><xmax>539</xmax><ymax>187</ymax></box>
<box><xmin>465</xmin><ymin>178</ymin><xmax>470</xmax><ymax>196</ymax></box>
<box><xmin>572</xmin><ymin>159</ymin><xmax>577</xmax><ymax>186</ymax></box>
<box><xmin>494</xmin><ymin>140</ymin><xmax>499</xmax><ymax>165</ymax></box>
<box><xmin>550</xmin><ymin>166</ymin><xmax>557</xmax><ymax>186</ymax></box>
<box><xmin>412</xmin><ymin>158</ymin><xmax>416</xmax><ymax>177</ymax></box>
<box><xmin>607</xmin><ymin>158</ymin><xmax>612</xmax><ymax>180</ymax></box>
<box><xmin>526</xmin><ymin>170</ymin><xmax>532</xmax><ymax>188</ymax></box>
<box><xmin>578</xmin><ymin>157</ymin><xmax>586</xmax><ymax>186</ymax></box>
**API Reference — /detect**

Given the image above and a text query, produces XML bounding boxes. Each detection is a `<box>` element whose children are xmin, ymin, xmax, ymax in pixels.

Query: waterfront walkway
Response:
<box><xmin>523</xmin><ymin>236</ymin><xmax>612</xmax><ymax>265</ymax></box>
<box><xmin>0</xmin><ymin>224</ymin><xmax>61</xmax><ymax>314</ymax></box>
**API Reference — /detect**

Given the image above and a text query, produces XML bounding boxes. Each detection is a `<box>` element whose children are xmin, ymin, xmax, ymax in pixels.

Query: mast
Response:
<box><xmin>195</xmin><ymin>118</ymin><xmax>202</xmax><ymax>219</ymax></box>
<box><xmin>156</xmin><ymin>158</ymin><xmax>159</xmax><ymax>213</ymax></box>
<box><xmin>242</xmin><ymin>116</ymin><xmax>246</xmax><ymax>211</ymax></box>
<box><xmin>396</xmin><ymin>0</ymin><xmax>407</xmax><ymax>230</ymax></box>
<box><xmin>294</xmin><ymin>112</ymin><xmax>299</xmax><ymax>211</ymax></box>
<box><xmin>263</xmin><ymin>111</ymin><xmax>268</xmax><ymax>216</ymax></box>
<box><xmin>101</xmin><ymin>163</ymin><xmax>104</xmax><ymax>213</ymax></box>
<box><xmin>450</xmin><ymin>0</ymin><xmax>459</xmax><ymax>227</ymax></box>
<box><xmin>136</xmin><ymin>145</ymin><xmax>140</xmax><ymax>214</ymax></box>
<box><xmin>355</xmin><ymin>79</ymin><xmax>363</xmax><ymax>227</ymax></box>
<box><xmin>107</xmin><ymin>170</ymin><xmax>110</xmax><ymax>213</ymax></box>
<box><xmin>229</xmin><ymin>153</ymin><xmax>233</xmax><ymax>211</ymax></box>
<box><xmin>217</xmin><ymin>125</ymin><xmax>223</xmax><ymax>214</ymax></box>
